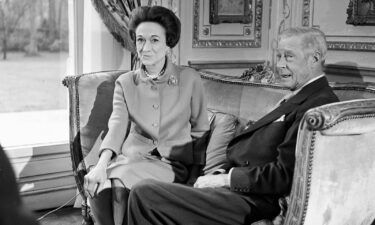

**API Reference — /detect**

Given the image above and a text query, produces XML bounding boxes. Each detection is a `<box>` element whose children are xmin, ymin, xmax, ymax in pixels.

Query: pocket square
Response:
<box><xmin>274</xmin><ymin>115</ymin><xmax>285</xmax><ymax>122</ymax></box>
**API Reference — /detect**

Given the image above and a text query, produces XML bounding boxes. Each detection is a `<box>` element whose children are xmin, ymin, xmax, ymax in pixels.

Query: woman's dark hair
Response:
<box><xmin>129</xmin><ymin>6</ymin><xmax>181</xmax><ymax>48</ymax></box>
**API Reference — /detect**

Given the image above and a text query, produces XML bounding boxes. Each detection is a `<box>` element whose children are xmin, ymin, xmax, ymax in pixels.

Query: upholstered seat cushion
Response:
<box><xmin>203</xmin><ymin>109</ymin><xmax>239</xmax><ymax>174</ymax></box>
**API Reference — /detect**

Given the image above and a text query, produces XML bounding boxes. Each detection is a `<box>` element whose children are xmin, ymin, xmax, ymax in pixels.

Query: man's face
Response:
<box><xmin>276</xmin><ymin>36</ymin><xmax>314</xmax><ymax>91</ymax></box>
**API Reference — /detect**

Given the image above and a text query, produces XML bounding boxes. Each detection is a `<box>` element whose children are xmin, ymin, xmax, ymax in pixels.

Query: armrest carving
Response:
<box><xmin>286</xmin><ymin>98</ymin><xmax>375</xmax><ymax>224</ymax></box>
<box><xmin>305</xmin><ymin>99</ymin><xmax>375</xmax><ymax>130</ymax></box>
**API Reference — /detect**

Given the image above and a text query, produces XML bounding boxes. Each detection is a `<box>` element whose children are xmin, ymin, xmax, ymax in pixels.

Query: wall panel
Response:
<box><xmin>297</xmin><ymin>0</ymin><xmax>375</xmax><ymax>82</ymax></box>
<box><xmin>5</xmin><ymin>143</ymin><xmax>76</xmax><ymax>210</ymax></box>
<box><xmin>179</xmin><ymin>0</ymin><xmax>272</xmax><ymax>70</ymax></box>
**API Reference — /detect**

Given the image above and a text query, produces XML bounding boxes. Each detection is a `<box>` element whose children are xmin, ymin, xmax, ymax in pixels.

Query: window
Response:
<box><xmin>0</xmin><ymin>0</ymin><xmax>130</xmax><ymax>148</ymax></box>
<box><xmin>0</xmin><ymin>0</ymin><xmax>70</xmax><ymax>147</ymax></box>
<box><xmin>0</xmin><ymin>0</ymin><xmax>132</xmax><ymax>210</ymax></box>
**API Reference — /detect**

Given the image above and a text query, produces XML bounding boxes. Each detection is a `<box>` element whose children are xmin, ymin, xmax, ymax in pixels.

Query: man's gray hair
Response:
<box><xmin>279</xmin><ymin>27</ymin><xmax>327</xmax><ymax>62</ymax></box>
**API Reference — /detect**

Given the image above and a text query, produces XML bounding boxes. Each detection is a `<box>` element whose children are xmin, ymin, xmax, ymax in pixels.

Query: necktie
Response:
<box><xmin>268</xmin><ymin>92</ymin><xmax>293</xmax><ymax>113</ymax></box>
<box><xmin>245</xmin><ymin>92</ymin><xmax>293</xmax><ymax>130</ymax></box>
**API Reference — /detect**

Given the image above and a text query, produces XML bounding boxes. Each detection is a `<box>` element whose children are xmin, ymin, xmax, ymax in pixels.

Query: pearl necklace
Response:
<box><xmin>144</xmin><ymin>67</ymin><xmax>166</xmax><ymax>80</ymax></box>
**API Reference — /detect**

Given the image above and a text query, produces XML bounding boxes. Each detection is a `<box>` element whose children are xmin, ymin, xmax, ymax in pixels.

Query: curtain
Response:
<box><xmin>91</xmin><ymin>0</ymin><xmax>141</xmax><ymax>52</ymax></box>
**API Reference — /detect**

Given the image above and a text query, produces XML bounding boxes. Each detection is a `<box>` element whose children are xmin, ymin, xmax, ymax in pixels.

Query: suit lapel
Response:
<box><xmin>234</xmin><ymin>77</ymin><xmax>330</xmax><ymax>139</ymax></box>
<box><xmin>233</xmin><ymin>100</ymin><xmax>296</xmax><ymax>141</ymax></box>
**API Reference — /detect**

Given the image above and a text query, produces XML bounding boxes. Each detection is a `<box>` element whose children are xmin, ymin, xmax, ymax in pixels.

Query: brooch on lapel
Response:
<box><xmin>167</xmin><ymin>75</ymin><xmax>178</xmax><ymax>86</ymax></box>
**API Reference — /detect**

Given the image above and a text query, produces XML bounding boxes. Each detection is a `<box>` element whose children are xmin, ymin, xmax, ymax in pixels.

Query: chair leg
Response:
<box><xmin>82</xmin><ymin>217</ymin><xmax>94</xmax><ymax>225</ymax></box>
<box><xmin>81</xmin><ymin>199</ymin><xmax>94</xmax><ymax>225</ymax></box>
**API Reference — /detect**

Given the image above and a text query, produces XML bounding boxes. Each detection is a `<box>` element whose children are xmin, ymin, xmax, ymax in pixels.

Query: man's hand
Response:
<box><xmin>193</xmin><ymin>174</ymin><xmax>230</xmax><ymax>189</ymax></box>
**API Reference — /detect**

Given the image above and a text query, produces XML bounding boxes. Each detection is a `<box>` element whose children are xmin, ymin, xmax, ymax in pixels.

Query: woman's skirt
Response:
<box><xmin>106</xmin><ymin>154</ymin><xmax>189</xmax><ymax>189</ymax></box>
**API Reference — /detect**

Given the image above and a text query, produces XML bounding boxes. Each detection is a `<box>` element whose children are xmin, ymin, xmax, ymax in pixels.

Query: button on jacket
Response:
<box><xmin>100</xmin><ymin>58</ymin><xmax>210</xmax><ymax>166</ymax></box>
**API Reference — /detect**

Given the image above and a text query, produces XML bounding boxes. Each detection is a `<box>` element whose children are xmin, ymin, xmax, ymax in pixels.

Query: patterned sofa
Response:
<box><xmin>63</xmin><ymin>69</ymin><xmax>375</xmax><ymax>225</ymax></box>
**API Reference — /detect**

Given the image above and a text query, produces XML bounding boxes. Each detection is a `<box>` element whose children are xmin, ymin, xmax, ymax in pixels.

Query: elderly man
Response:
<box><xmin>126</xmin><ymin>27</ymin><xmax>339</xmax><ymax>225</ymax></box>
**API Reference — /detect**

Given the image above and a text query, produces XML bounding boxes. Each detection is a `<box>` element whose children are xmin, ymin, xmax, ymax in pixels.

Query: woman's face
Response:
<box><xmin>135</xmin><ymin>22</ymin><xmax>168</xmax><ymax>68</ymax></box>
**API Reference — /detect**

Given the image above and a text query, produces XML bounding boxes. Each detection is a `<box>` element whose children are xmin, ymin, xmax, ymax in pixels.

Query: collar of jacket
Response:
<box><xmin>284</xmin><ymin>76</ymin><xmax>329</xmax><ymax>105</ymax></box>
<box><xmin>233</xmin><ymin>76</ymin><xmax>330</xmax><ymax>138</ymax></box>
<box><xmin>133</xmin><ymin>57</ymin><xmax>179</xmax><ymax>86</ymax></box>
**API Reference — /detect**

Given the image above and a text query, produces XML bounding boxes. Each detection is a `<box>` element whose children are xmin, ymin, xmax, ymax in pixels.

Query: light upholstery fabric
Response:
<box><xmin>305</xmin><ymin>131</ymin><xmax>375</xmax><ymax>224</ymax></box>
<box><xmin>285</xmin><ymin>98</ymin><xmax>375</xmax><ymax>225</ymax></box>
<box><xmin>203</xmin><ymin>109</ymin><xmax>238</xmax><ymax>174</ymax></box>
<box><xmin>299</xmin><ymin>108</ymin><xmax>375</xmax><ymax>224</ymax></box>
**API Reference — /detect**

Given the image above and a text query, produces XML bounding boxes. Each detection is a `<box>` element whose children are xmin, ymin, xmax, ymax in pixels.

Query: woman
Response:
<box><xmin>84</xmin><ymin>5</ymin><xmax>209</xmax><ymax>225</ymax></box>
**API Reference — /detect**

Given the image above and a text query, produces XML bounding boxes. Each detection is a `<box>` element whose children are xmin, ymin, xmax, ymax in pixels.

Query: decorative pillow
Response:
<box><xmin>203</xmin><ymin>109</ymin><xmax>239</xmax><ymax>175</ymax></box>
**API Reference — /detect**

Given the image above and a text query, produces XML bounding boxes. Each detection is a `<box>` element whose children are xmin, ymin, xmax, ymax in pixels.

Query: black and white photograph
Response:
<box><xmin>1</xmin><ymin>0</ymin><xmax>374</xmax><ymax>225</ymax></box>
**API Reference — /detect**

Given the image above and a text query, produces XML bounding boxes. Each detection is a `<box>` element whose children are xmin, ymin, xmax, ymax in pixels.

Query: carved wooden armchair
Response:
<box><xmin>283</xmin><ymin>98</ymin><xmax>375</xmax><ymax>224</ymax></box>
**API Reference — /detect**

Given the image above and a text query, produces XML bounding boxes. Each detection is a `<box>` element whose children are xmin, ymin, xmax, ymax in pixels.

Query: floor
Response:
<box><xmin>35</xmin><ymin>206</ymin><xmax>82</xmax><ymax>225</ymax></box>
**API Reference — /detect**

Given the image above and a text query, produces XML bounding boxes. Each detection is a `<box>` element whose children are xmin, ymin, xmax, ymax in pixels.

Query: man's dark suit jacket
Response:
<box><xmin>225</xmin><ymin>76</ymin><xmax>338</xmax><ymax>209</ymax></box>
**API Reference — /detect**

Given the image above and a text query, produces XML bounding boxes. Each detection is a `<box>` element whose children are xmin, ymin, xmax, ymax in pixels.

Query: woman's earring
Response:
<box><xmin>166</xmin><ymin>47</ymin><xmax>177</xmax><ymax>63</ymax></box>
<box><xmin>131</xmin><ymin>52</ymin><xmax>141</xmax><ymax>70</ymax></box>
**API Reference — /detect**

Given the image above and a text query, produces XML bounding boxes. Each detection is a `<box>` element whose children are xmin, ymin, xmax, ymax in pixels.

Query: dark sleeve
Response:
<box><xmin>0</xmin><ymin>145</ymin><xmax>39</xmax><ymax>225</ymax></box>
